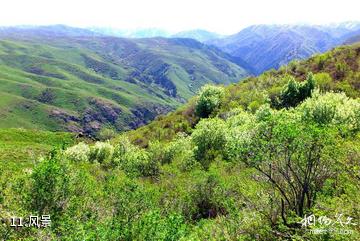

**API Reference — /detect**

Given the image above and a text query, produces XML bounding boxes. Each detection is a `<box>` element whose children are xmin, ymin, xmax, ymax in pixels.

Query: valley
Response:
<box><xmin>0</xmin><ymin>29</ymin><xmax>250</xmax><ymax>136</ymax></box>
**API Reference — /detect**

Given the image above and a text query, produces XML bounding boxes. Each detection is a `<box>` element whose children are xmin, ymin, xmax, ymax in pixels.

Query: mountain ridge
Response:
<box><xmin>208</xmin><ymin>22</ymin><xmax>360</xmax><ymax>74</ymax></box>
<box><xmin>0</xmin><ymin>31</ymin><xmax>250</xmax><ymax>136</ymax></box>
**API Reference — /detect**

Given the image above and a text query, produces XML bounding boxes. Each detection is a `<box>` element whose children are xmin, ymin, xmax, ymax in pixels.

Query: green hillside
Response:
<box><xmin>0</xmin><ymin>128</ymin><xmax>75</xmax><ymax>171</ymax></box>
<box><xmin>127</xmin><ymin>42</ymin><xmax>360</xmax><ymax>146</ymax></box>
<box><xmin>0</xmin><ymin>35</ymin><xmax>249</xmax><ymax>136</ymax></box>
<box><xmin>1</xmin><ymin>43</ymin><xmax>359</xmax><ymax>240</ymax></box>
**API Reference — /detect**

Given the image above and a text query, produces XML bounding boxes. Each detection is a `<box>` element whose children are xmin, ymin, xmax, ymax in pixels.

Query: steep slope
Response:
<box><xmin>209</xmin><ymin>23</ymin><xmax>360</xmax><ymax>74</ymax></box>
<box><xmin>0</xmin><ymin>31</ymin><xmax>250</xmax><ymax>136</ymax></box>
<box><xmin>126</xmin><ymin>42</ymin><xmax>360</xmax><ymax>146</ymax></box>
<box><xmin>1</xmin><ymin>38</ymin><xmax>360</xmax><ymax>241</ymax></box>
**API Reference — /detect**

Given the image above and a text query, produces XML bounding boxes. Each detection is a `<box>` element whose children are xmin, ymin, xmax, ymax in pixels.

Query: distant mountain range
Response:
<box><xmin>172</xmin><ymin>30</ymin><xmax>222</xmax><ymax>42</ymax></box>
<box><xmin>207</xmin><ymin>22</ymin><xmax>360</xmax><ymax>74</ymax></box>
<box><xmin>89</xmin><ymin>27</ymin><xmax>172</xmax><ymax>38</ymax></box>
<box><xmin>345</xmin><ymin>34</ymin><xmax>360</xmax><ymax>45</ymax></box>
<box><xmin>0</xmin><ymin>26</ymin><xmax>250</xmax><ymax>135</ymax></box>
<box><xmin>38</xmin><ymin>23</ymin><xmax>360</xmax><ymax>75</ymax></box>
<box><xmin>90</xmin><ymin>27</ymin><xmax>223</xmax><ymax>42</ymax></box>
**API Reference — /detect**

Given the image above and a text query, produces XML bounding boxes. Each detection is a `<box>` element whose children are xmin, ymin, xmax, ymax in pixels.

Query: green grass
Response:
<box><xmin>0</xmin><ymin>128</ymin><xmax>75</xmax><ymax>171</ymax></box>
<box><xmin>0</xmin><ymin>37</ymin><xmax>249</xmax><ymax>134</ymax></box>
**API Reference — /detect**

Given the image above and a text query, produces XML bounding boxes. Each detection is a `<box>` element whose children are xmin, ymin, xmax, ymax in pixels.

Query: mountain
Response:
<box><xmin>2</xmin><ymin>41</ymin><xmax>359</xmax><ymax>241</ymax></box>
<box><xmin>172</xmin><ymin>29</ymin><xmax>223</xmax><ymax>42</ymax></box>
<box><xmin>208</xmin><ymin>22</ymin><xmax>360</xmax><ymax>74</ymax></box>
<box><xmin>89</xmin><ymin>28</ymin><xmax>223</xmax><ymax>41</ymax></box>
<box><xmin>344</xmin><ymin>34</ymin><xmax>360</xmax><ymax>44</ymax></box>
<box><xmin>0</xmin><ymin>28</ymin><xmax>250</xmax><ymax>136</ymax></box>
<box><xmin>127</xmin><ymin>42</ymin><xmax>360</xmax><ymax>146</ymax></box>
<box><xmin>0</xmin><ymin>24</ymin><xmax>100</xmax><ymax>38</ymax></box>
<box><xmin>320</xmin><ymin>21</ymin><xmax>360</xmax><ymax>38</ymax></box>
<box><xmin>89</xmin><ymin>27</ymin><xmax>172</xmax><ymax>38</ymax></box>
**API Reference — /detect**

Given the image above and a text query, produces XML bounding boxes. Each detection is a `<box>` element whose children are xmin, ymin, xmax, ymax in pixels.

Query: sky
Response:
<box><xmin>0</xmin><ymin>0</ymin><xmax>359</xmax><ymax>34</ymax></box>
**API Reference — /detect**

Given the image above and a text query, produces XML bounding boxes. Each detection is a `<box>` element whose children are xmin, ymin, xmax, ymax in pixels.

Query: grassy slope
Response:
<box><xmin>126</xmin><ymin>42</ymin><xmax>360</xmax><ymax>146</ymax></box>
<box><xmin>0</xmin><ymin>37</ymin><xmax>249</xmax><ymax>135</ymax></box>
<box><xmin>0</xmin><ymin>128</ymin><xmax>75</xmax><ymax>171</ymax></box>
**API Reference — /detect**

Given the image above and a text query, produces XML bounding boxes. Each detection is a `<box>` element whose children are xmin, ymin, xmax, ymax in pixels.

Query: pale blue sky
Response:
<box><xmin>1</xmin><ymin>0</ymin><xmax>359</xmax><ymax>34</ymax></box>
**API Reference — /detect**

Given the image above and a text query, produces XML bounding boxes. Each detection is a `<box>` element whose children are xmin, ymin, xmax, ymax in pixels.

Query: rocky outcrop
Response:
<box><xmin>81</xmin><ymin>98</ymin><xmax>122</xmax><ymax>135</ymax></box>
<box><xmin>129</xmin><ymin>103</ymin><xmax>173</xmax><ymax>129</ymax></box>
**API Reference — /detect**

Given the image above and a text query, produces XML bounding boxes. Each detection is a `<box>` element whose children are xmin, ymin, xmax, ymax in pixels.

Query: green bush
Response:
<box><xmin>117</xmin><ymin>145</ymin><xmax>160</xmax><ymax>177</ymax></box>
<box><xmin>279</xmin><ymin>73</ymin><xmax>315</xmax><ymax>108</ymax></box>
<box><xmin>300</xmin><ymin>90</ymin><xmax>360</xmax><ymax>134</ymax></box>
<box><xmin>195</xmin><ymin>85</ymin><xmax>225</xmax><ymax>118</ymax></box>
<box><xmin>192</xmin><ymin>118</ymin><xmax>228</xmax><ymax>169</ymax></box>
<box><xmin>314</xmin><ymin>72</ymin><xmax>333</xmax><ymax>91</ymax></box>
<box><xmin>29</xmin><ymin>152</ymin><xmax>71</xmax><ymax>220</ymax></box>
<box><xmin>89</xmin><ymin>141</ymin><xmax>114</xmax><ymax>166</ymax></box>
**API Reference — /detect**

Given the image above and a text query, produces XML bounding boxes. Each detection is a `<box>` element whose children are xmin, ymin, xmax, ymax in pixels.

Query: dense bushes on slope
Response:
<box><xmin>1</xmin><ymin>90</ymin><xmax>359</xmax><ymax>240</ymax></box>
<box><xmin>126</xmin><ymin>43</ymin><xmax>360</xmax><ymax>147</ymax></box>
<box><xmin>1</xmin><ymin>44</ymin><xmax>360</xmax><ymax>240</ymax></box>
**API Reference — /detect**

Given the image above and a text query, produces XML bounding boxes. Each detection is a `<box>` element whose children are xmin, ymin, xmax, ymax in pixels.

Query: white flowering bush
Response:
<box><xmin>64</xmin><ymin>142</ymin><xmax>90</xmax><ymax>162</ymax></box>
<box><xmin>89</xmin><ymin>141</ymin><xmax>114</xmax><ymax>165</ymax></box>
<box><xmin>113</xmin><ymin>135</ymin><xmax>135</xmax><ymax>159</ymax></box>
<box><xmin>300</xmin><ymin>90</ymin><xmax>360</xmax><ymax>134</ymax></box>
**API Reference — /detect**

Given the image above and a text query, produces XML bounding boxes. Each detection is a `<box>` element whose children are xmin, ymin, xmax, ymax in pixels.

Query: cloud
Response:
<box><xmin>1</xmin><ymin>0</ymin><xmax>359</xmax><ymax>34</ymax></box>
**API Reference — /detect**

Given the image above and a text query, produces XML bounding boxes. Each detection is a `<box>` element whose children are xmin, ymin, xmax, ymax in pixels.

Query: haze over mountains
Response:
<box><xmin>4</xmin><ymin>22</ymin><xmax>359</xmax><ymax>75</ymax></box>
<box><xmin>208</xmin><ymin>22</ymin><xmax>360</xmax><ymax>74</ymax></box>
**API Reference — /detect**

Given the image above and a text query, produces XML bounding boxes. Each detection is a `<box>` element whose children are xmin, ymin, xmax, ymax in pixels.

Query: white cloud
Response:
<box><xmin>1</xmin><ymin>0</ymin><xmax>359</xmax><ymax>34</ymax></box>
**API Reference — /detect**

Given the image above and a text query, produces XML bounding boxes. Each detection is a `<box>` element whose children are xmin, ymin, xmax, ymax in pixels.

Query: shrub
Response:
<box><xmin>64</xmin><ymin>142</ymin><xmax>90</xmax><ymax>162</ymax></box>
<box><xmin>147</xmin><ymin>141</ymin><xmax>174</xmax><ymax>165</ymax></box>
<box><xmin>89</xmin><ymin>141</ymin><xmax>114</xmax><ymax>165</ymax></box>
<box><xmin>300</xmin><ymin>91</ymin><xmax>360</xmax><ymax>134</ymax></box>
<box><xmin>118</xmin><ymin>146</ymin><xmax>159</xmax><ymax>177</ymax></box>
<box><xmin>279</xmin><ymin>73</ymin><xmax>315</xmax><ymax>108</ymax></box>
<box><xmin>104</xmin><ymin>172</ymin><xmax>155</xmax><ymax>240</ymax></box>
<box><xmin>132</xmin><ymin>210</ymin><xmax>188</xmax><ymax>240</ymax></box>
<box><xmin>335</xmin><ymin>61</ymin><xmax>348</xmax><ymax>79</ymax></box>
<box><xmin>299</xmin><ymin>72</ymin><xmax>315</xmax><ymax>99</ymax></box>
<box><xmin>29</xmin><ymin>153</ymin><xmax>71</xmax><ymax>220</ymax></box>
<box><xmin>168</xmin><ymin>133</ymin><xmax>198</xmax><ymax>171</ymax></box>
<box><xmin>279</xmin><ymin>76</ymin><xmax>301</xmax><ymax>108</ymax></box>
<box><xmin>97</xmin><ymin>127</ymin><xmax>117</xmax><ymax>140</ymax></box>
<box><xmin>192</xmin><ymin>118</ymin><xmax>228</xmax><ymax>169</ymax></box>
<box><xmin>315</xmin><ymin>72</ymin><xmax>333</xmax><ymax>92</ymax></box>
<box><xmin>195</xmin><ymin>85</ymin><xmax>225</xmax><ymax>118</ymax></box>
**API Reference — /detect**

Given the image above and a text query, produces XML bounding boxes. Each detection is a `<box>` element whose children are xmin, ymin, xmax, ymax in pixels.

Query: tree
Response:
<box><xmin>227</xmin><ymin>108</ymin><xmax>340</xmax><ymax>225</ymax></box>
<box><xmin>299</xmin><ymin>72</ymin><xmax>315</xmax><ymax>99</ymax></box>
<box><xmin>195</xmin><ymin>85</ymin><xmax>225</xmax><ymax>118</ymax></box>
<box><xmin>279</xmin><ymin>76</ymin><xmax>301</xmax><ymax>108</ymax></box>
<box><xmin>279</xmin><ymin>73</ymin><xmax>315</xmax><ymax>108</ymax></box>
